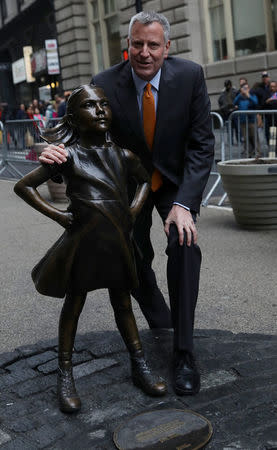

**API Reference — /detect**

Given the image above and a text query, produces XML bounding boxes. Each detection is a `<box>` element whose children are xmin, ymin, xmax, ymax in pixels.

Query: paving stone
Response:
<box><xmin>16</xmin><ymin>344</ymin><xmax>43</xmax><ymax>358</ymax></box>
<box><xmin>76</xmin><ymin>370</ymin><xmax>112</xmax><ymax>391</ymax></box>
<box><xmin>4</xmin><ymin>415</ymin><xmax>40</xmax><ymax>433</ymax></box>
<box><xmin>0</xmin><ymin>429</ymin><xmax>11</xmax><ymax>446</ymax></box>
<box><xmin>201</xmin><ymin>369</ymin><xmax>238</xmax><ymax>390</ymax></box>
<box><xmin>82</xmin><ymin>400</ymin><xmax>132</xmax><ymax>427</ymax></box>
<box><xmin>36</xmin><ymin>350</ymin><xmax>94</xmax><ymax>376</ymax></box>
<box><xmin>0</xmin><ymin>401</ymin><xmax>34</xmax><ymax>421</ymax></box>
<box><xmin>194</xmin><ymin>329</ymin><xmax>235</xmax><ymax>339</ymax></box>
<box><xmin>73</xmin><ymin>358</ymin><xmax>118</xmax><ymax>379</ymax></box>
<box><xmin>73</xmin><ymin>334</ymin><xmax>92</xmax><ymax>352</ymax></box>
<box><xmin>26</xmin><ymin>423</ymin><xmax>65</xmax><ymax>448</ymax></box>
<box><xmin>11</xmin><ymin>374</ymin><xmax>56</xmax><ymax>398</ymax></box>
<box><xmin>72</xmin><ymin>350</ymin><xmax>93</xmax><ymax>365</ymax></box>
<box><xmin>0</xmin><ymin>329</ymin><xmax>277</xmax><ymax>447</ymax></box>
<box><xmin>25</xmin><ymin>350</ymin><xmax>57</xmax><ymax>368</ymax></box>
<box><xmin>233</xmin><ymin>332</ymin><xmax>277</xmax><ymax>342</ymax></box>
<box><xmin>36</xmin><ymin>358</ymin><xmax>58</xmax><ymax>374</ymax></box>
<box><xmin>86</xmin><ymin>332</ymin><xmax>125</xmax><ymax>357</ymax></box>
<box><xmin>6</xmin><ymin>359</ymin><xmax>34</xmax><ymax>372</ymax></box>
<box><xmin>0</xmin><ymin>368</ymin><xmax>38</xmax><ymax>389</ymax></box>
<box><xmin>0</xmin><ymin>437</ymin><xmax>38</xmax><ymax>450</ymax></box>
<box><xmin>0</xmin><ymin>351</ymin><xmax>20</xmax><ymax>368</ymax></box>
<box><xmin>232</xmin><ymin>356</ymin><xmax>277</xmax><ymax>376</ymax></box>
<box><xmin>35</xmin><ymin>337</ymin><xmax>58</xmax><ymax>351</ymax></box>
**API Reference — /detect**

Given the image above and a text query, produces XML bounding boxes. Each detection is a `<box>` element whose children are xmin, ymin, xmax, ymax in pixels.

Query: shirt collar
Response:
<box><xmin>131</xmin><ymin>68</ymin><xmax>161</xmax><ymax>93</ymax></box>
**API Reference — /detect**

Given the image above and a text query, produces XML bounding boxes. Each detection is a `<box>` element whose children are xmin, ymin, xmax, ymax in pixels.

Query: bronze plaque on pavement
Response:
<box><xmin>113</xmin><ymin>409</ymin><xmax>213</xmax><ymax>450</ymax></box>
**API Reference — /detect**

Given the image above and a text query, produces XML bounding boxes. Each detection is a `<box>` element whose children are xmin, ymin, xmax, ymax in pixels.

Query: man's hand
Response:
<box><xmin>164</xmin><ymin>205</ymin><xmax>197</xmax><ymax>246</ymax></box>
<box><xmin>39</xmin><ymin>143</ymin><xmax>68</xmax><ymax>165</ymax></box>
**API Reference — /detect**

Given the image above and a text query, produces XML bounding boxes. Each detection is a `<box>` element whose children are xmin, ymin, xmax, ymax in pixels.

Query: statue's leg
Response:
<box><xmin>57</xmin><ymin>291</ymin><xmax>87</xmax><ymax>413</ymax></box>
<box><xmin>108</xmin><ymin>288</ymin><xmax>167</xmax><ymax>397</ymax></box>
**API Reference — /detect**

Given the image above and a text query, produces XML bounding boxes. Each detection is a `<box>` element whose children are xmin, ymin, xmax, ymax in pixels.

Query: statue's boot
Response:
<box><xmin>131</xmin><ymin>350</ymin><xmax>167</xmax><ymax>396</ymax></box>
<box><xmin>57</xmin><ymin>352</ymin><xmax>81</xmax><ymax>413</ymax></box>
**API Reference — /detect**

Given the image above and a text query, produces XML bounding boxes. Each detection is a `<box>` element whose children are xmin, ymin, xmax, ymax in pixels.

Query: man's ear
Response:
<box><xmin>164</xmin><ymin>40</ymin><xmax>171</xmax><ymax>59</ymax></box>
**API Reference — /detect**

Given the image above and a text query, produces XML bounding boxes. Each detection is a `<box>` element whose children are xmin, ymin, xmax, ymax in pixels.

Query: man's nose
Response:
<box><xmin>140</xmin><ymin>44</ymin><xmax>150</xmax><ymax>57</ymax></box>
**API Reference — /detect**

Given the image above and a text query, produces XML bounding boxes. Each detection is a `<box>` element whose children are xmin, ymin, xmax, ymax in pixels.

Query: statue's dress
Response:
<box><xmin>32</xmin><ymin>144</ymin><xmax>149</xmax><ymax>298</ymax></box>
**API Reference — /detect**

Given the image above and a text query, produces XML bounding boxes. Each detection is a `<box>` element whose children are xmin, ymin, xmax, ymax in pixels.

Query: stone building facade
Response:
<box><xmin>56</xmin><ymin>0</ymin><xmax>277</xmax><ymax>110</ymax></box>
<box><xmin>2</xmin><ymin>0</ymin><xmax>277</xmax><ymax>110</ymax></box>
<box><xmin>0</xmin><ymin>0</ymin><xmax>60</xmax><ymax>105</ymax></box>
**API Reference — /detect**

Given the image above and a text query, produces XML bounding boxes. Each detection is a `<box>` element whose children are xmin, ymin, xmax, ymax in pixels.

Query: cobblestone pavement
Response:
<box><xmin>0</xmin><ymin>328</ymin><xmax>276</xmax><ymax>449</ymax></box>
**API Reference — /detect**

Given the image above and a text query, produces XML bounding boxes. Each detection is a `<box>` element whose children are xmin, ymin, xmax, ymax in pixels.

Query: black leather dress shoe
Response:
<box><xmin>173</xmin><ymin>351</ymin><xmax>200</xmax><ymax>396</ymax></box>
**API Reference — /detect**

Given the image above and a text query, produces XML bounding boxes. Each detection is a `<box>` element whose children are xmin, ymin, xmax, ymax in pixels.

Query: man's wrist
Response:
<box><xmin>173</xmin><ymin>202</ymin><xmax>190</xmax><ymax>211</ymax></box>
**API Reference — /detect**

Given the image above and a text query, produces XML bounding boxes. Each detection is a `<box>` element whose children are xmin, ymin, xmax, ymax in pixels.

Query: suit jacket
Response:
<box><xmin>92</xmin><ymin>57</ymin><xmax>214</xmax><ymax>213</ymax></box>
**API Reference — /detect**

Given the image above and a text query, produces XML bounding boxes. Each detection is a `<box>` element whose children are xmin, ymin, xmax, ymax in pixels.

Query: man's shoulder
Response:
<box><xmin>165</xmin><ymin>56</ymin><xmax>202</xmax><ymax>73</ymax></box>
<box><xmin>92</xmin><ymin>61</ymin><xmax>130</xmax><ymax>84</ymax></box>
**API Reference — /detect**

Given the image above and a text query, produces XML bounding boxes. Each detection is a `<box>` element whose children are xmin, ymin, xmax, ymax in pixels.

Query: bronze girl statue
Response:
<box><xmin>14</xmin><ymin>85</ymin><xmax>167</xmax><ymax>413</ymax></box>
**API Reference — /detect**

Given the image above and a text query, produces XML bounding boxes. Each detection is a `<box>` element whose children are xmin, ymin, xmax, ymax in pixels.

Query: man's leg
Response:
<box><xmin>241</xmin><ymin>123</ymin><xmax>247</xmax><ymax>157</ymax></box>
<box><xmin>131</xmin><ymin>194</ymin><xmax>172</xmax><ymax>328</ymax></box>
<box><xmin>154</xmin><ymin>181</ymin><xmax>201</xmax><ymax>394</ymax></box>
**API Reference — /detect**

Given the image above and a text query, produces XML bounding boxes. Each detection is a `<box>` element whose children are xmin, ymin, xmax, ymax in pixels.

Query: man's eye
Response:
<box><xmin>133</xmin><ymin>42</ymin><xmax>143</xmax><ymax>48</ymax></box>
<box><xmin>149</xmin><ymin>43</ymin><xmax>159</xmax><ymax>49</ymax></box>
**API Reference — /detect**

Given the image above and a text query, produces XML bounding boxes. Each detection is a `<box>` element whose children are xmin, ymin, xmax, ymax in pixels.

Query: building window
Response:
<box><xmin>17</xmin><ymin>0</ymin><xmax>24</xmax><ymax>13</ymax></box>
<box><xmin>208</xmin><ymin>0</ymin><xmax>227</xmax><ymax>61</ymax></box>
<box><xmin>0</xmin><ymin>0</ymin><xmax>7</xmax><ymax>24</ymax></box>
<box><xmin>88</xmin><ymin>0</ymin><xmax>121</xmax><ymax>73</ymax></box>
<box><xmin>204</xmin><ymin>0</ymin><xmax>276</xmax><ymax>62</ymax></box>
<box><xmin>272</xmin><ymin>0</ymin><xmax>277</xmax><ymax>48</ymax></box>
<box><xmin>232</xmin><ymin>0</ymin><xmax>266</xmax><ymax>56</ymax></box>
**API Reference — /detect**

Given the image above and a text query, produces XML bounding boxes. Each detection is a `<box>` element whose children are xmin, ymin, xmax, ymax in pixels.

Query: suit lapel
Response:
<box><xmin>115</xmin><ymin>63</ymin><xmax>145</xmax><ymax>144</ymax></box>
<box><xmin>154</xmin><ymin>61</ymin><xmax>178</xmax><ymax>152</ymax></box>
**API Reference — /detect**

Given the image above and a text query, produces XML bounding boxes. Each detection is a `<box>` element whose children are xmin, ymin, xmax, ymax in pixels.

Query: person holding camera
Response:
<box><xmin>234</xmin><ymin>83</ymin><xmax>260</xmax><ymax>157</ymax></box>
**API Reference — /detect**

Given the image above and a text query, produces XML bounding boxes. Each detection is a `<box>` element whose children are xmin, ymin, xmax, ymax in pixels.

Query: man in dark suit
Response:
<box><xmin>40</xmin><ymin>11</ymin><xmax>214</xmax><ymax>395</ymax></box>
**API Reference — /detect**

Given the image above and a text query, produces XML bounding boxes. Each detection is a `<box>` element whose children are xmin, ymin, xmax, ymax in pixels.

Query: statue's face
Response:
<box><xmin>74</xmin><ymin>86</ymin><xmax>112</xmax><ymax>134</ymax></box>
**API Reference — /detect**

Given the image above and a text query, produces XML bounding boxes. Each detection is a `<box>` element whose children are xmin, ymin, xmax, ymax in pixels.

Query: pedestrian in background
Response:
<box><xmin>15</xmin><ymin>104</ymin><xmax>27</xmax><ymax>120</ymax></box>
<box><xmin>234</xmin><ymin>83</ymin><xmax>260</xmax><ymax>157</ymax></box>
<box><xmin>218</xmin><ymin>79</ymin><xmax>238</xmax><ymax>144</ymax></box>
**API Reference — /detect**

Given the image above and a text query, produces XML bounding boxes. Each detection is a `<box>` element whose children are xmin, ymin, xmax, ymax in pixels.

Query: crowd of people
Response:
<box><xmin>218</xmin><ymin>71</ymin><xmax>277</xmax><ymax>156</ymax></box>
<box><xmin>0</xmin><ymin>91</ymin><xmax>71</xmax><ymax>126</ymax></box>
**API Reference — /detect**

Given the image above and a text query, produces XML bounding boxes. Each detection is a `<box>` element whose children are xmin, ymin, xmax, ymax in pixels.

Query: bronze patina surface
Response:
<box><xmin>113</xmin><ymin>409</ymin><xmax>212</xmax><ymax>450</ymax></box>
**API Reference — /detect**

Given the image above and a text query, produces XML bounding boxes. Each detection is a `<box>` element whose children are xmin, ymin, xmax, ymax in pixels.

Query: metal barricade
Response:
<box><xmin>227</xmin><ymin>109</ymin><xmax>277</xmax><ymax>160</ymax></box>
<box><xmin>202</xmin><ymin>111</ymin><xmax>226</xmax><ymax>206</ymax></box>
<box><xmin>0</xmin><ymin>118</ymin><xmax>60</xmax><ymax>177</ymax></box>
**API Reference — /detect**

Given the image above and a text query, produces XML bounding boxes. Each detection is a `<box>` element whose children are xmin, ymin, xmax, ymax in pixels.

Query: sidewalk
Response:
<box><xmin>1</xmin><ymin>179</ymin><xmax>277</xmax><ymax>449</ymax></box>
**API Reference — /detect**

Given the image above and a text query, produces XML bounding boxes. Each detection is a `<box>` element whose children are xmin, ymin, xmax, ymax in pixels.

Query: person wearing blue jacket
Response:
<box><xmin>234</xmin><ymin>83</ymin><xmax>260</xmax><ymax>157</ymax></box>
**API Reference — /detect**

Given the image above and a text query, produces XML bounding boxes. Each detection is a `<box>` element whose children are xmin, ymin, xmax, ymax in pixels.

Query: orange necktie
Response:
<box><xmin>143</xmin><ymin>82</ymin><xmax>163</xmax><ymax>192</ymax></box>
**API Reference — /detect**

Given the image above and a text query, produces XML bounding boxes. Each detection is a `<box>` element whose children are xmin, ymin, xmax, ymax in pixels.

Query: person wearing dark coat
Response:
<box><xmin>218</xmin><ymin>79</ymin><xmax>238</xmax><ymax>143</ymax></box>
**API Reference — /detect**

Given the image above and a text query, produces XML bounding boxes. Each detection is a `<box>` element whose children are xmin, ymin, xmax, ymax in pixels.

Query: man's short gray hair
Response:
<box><xmin>128</xmin><ymin>11</ymin><xmax>170</xmax><ymax>43</ymax></box>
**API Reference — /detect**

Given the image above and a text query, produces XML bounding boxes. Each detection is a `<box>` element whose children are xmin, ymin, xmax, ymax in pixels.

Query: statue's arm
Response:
<box><xmin>14</xmin><ymin>166</ymin><xmax>73</xmax><ymax>229</ymax></box>
<box><xmin>124</xmin><ymin>150</ymin><xmax>150</xmax><ymax>221</ymax></box>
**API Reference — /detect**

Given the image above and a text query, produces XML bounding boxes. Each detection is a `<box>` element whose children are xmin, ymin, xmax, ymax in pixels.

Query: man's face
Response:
<box><xmin>270</xmin><ymin>82</ymin><xmax>277</xmax><ymax>93</ymax></box>
<box><xmin>128</xmin><ymin>21</ymin><xmax>170</xmax><ymax>81</ymax></box>
<box><xmin>239</xmin><ymin>79</ymin><xmax>247</xmax><ymax>87</ymax></box>
<box><xmin>241</xmin><ymin>84</ymin><xmax>249</xmax><ymax>95</ymax></box>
